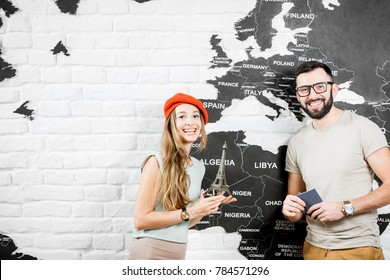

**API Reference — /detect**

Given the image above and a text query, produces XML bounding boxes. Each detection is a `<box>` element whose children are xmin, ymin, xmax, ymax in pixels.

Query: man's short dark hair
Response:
<box><xmin>295</xmin><ymin>61</ymin><xmax>334</xmax><ymax>81</ymax></box>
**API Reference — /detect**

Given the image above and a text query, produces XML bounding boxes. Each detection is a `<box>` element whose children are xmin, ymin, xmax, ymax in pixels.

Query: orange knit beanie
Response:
<box><xmin>163</xmin><ymin>93</ymin><xmax>208</xmax><ymax>124</ymax></box>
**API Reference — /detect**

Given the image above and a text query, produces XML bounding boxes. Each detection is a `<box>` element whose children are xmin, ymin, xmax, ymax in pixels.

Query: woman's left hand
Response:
<box><xmin>220</xmin><ymin>194</ymin><xmax>237</xmax><ymax>204</ymax></box>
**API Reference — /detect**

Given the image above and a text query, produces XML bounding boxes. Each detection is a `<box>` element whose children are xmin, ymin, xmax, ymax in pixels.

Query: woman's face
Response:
<box><xmin>174</xmin><ymin>103</ymin><xmax>202</xmax><ymax>144</ymax></box>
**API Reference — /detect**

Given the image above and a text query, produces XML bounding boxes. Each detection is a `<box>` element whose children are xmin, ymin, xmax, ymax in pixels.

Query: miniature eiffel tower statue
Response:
<box><xmin>206</xmin><ymin>141</ymin><xmax>232</xmax><ymax>197</ymax></box>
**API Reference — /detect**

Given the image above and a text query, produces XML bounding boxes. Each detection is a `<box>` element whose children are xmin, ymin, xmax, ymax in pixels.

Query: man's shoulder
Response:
<box><xmin>344</xmin><ymin>110</ymin><xmax>380</xmax><ymax>128</ymax></box>
<box><xmin>289</xmin><ymin>122</ymin><xmax>311</xmax><ymax>142</ymax></box>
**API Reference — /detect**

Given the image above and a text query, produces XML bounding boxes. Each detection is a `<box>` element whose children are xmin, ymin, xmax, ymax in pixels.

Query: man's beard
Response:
<box><xmin>301</xmin><ymin>91</ymin><xmax>333</xmax><ymax>120</ymax></box>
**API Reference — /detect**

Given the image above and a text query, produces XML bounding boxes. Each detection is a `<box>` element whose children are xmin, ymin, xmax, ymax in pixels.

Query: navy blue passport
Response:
<box><xmin>297</xmin><ymin>188</ymin><xmax>323</xmax><ymax>214</ymax></box>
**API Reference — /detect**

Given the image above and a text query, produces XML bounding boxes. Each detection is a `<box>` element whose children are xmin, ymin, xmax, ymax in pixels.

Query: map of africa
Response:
<box><xmin>192</xmin><ymin>0</ymin><xmax>390</xmax><ymax>260</ymax></box>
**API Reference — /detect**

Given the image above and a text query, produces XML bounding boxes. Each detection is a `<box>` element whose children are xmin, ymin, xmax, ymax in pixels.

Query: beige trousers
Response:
<box><xmin>128</xmin><ymin>237</ymin><xmax>187</xmax><ymax>260</ymax></box>
<box><xmin>303</xmin><ymin>241</ymin><xmax>385</xmax><ymax>260</ymax></box>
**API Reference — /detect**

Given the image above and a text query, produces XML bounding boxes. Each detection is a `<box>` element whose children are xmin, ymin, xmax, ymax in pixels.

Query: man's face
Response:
<box><xmin>295</xmin><ymin>68</ymin><xmax>336</xmax><ymax>120</ymax></box>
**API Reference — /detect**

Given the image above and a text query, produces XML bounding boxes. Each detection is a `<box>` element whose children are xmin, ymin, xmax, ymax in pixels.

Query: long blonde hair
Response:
<box><xmin>158</xmin><ymin>110</ymin><xmax>207</xmax><ymax>211</ymax></box>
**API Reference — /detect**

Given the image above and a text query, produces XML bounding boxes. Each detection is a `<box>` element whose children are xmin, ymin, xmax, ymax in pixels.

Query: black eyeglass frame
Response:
<box><xmin>296</xmin><ymin>81</ymin><xmax>334</xmax><ymax>97</ymax></box>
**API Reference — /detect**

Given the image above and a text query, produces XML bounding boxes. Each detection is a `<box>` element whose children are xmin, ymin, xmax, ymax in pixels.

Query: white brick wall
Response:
<box><xmin>0</xmin><ymin>0</ymin><xmax>257</xmax><ymax>260</ymax></box>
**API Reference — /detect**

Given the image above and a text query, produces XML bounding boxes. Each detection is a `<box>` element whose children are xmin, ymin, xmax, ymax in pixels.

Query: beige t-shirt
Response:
<box><xmin>286</xmin><ymin>110</ymin><xmax>388</xmax><ymax>249</ymax></box>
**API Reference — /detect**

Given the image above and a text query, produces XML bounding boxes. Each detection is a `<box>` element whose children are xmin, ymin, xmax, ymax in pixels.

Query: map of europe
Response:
<box><xmin>192</xmin><ymin>0</ymin><xmax>390</xmax><ymax>259</ymax></box>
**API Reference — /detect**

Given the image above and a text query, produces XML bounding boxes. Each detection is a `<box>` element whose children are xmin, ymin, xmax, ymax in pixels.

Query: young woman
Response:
<box><xmin>129</xmin><ymin>93</ymin><xmax>236</xmax><ymax>260</ymax></box>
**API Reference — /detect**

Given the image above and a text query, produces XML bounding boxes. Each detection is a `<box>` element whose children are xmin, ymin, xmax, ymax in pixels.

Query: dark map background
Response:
<box><xmin>192</xmin><ymin>0</ymin><xmax>390</xmax><ymax>259</ymax></box>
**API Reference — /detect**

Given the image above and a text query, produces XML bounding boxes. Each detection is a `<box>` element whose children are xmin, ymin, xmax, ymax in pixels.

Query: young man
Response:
<box><xmin>282</xmin><ymin>61</ymin><xmax>390</xmax><ymax>260</ymax></box>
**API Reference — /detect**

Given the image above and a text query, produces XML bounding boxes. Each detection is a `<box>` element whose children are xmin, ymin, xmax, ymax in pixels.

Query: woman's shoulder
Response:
<box><xmin>190</xmin><ymin>156</ymin><xmax>205</xmax><ymax>172</ymax></box>
<box><xmin>141</xmin><ymin>152</ymin><xmax>162</xmax><ymax>172</ymax></box>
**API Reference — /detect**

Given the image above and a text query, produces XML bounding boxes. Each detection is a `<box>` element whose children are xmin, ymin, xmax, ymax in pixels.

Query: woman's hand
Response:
<box><xmin>187</xmin><ymin>190</ymin><xmax>226</xmax><ymax>219</ymax></box>
<box><xmin>220</xmin><ymin>192</ymin><xmax>237</xmax><ymax>204</ymax></box>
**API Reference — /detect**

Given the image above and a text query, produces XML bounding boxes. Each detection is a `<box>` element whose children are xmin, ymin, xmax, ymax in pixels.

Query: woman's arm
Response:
<box><xmin>134</xmin><ymin>157</ymin><xmax>227</xmax><ymax>231</ymax></box>
<box><xmin>134</xmin><ymin>156</ymin><xmax>183</xmax><ymax>231</ymax></box>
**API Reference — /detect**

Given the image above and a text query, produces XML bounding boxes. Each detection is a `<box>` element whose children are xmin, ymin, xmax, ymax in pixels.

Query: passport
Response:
<box><xmin>297</xmin><ymin>188</ymin><xmax>323</xmax><ymax>214</ymax></box>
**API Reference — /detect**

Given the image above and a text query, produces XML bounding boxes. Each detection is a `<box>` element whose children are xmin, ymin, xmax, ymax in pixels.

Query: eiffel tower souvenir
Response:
<box><xmin>205</xmin><ymin>142</ymin><xmax>233</xmax><ymax>197</ymax></box>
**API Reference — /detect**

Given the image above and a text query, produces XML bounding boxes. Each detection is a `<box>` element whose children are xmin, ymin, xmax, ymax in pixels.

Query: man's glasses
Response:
<box><xmin>296</xmin><ymin>81</ymin><xmax>334</xmax><ymax>97</ymax></box>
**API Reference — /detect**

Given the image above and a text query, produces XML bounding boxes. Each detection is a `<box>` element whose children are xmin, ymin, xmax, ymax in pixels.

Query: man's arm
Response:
<box><xmin>282</xmin><ymin>172</ymin><xmax>306</xmax><ymax>222</ymax></box>
<box><xmin>287</xmin><ymin>172</ymin><xmax>306</xmax><ymax>195</ymax></box>
<box><xmin>352</xmin><ymin>147</ymin><xmax>390</xmax><ymax>213</ymax></box>
<box><xmin>308</xmin><ymin>147</ymin><xmax>390</xmax><ymax>222</ymax></box>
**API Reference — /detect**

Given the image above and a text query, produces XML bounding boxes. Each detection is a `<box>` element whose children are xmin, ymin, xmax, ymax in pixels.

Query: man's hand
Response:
<box><xmin>282</xmin><ymin>194</ymin><xmax>305</xmax><ymax>222</ymax></box>
<box><xmin>307</xmin><ymin>201</ymin><xmax>344</xmax><ymax>222</ymax></box>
